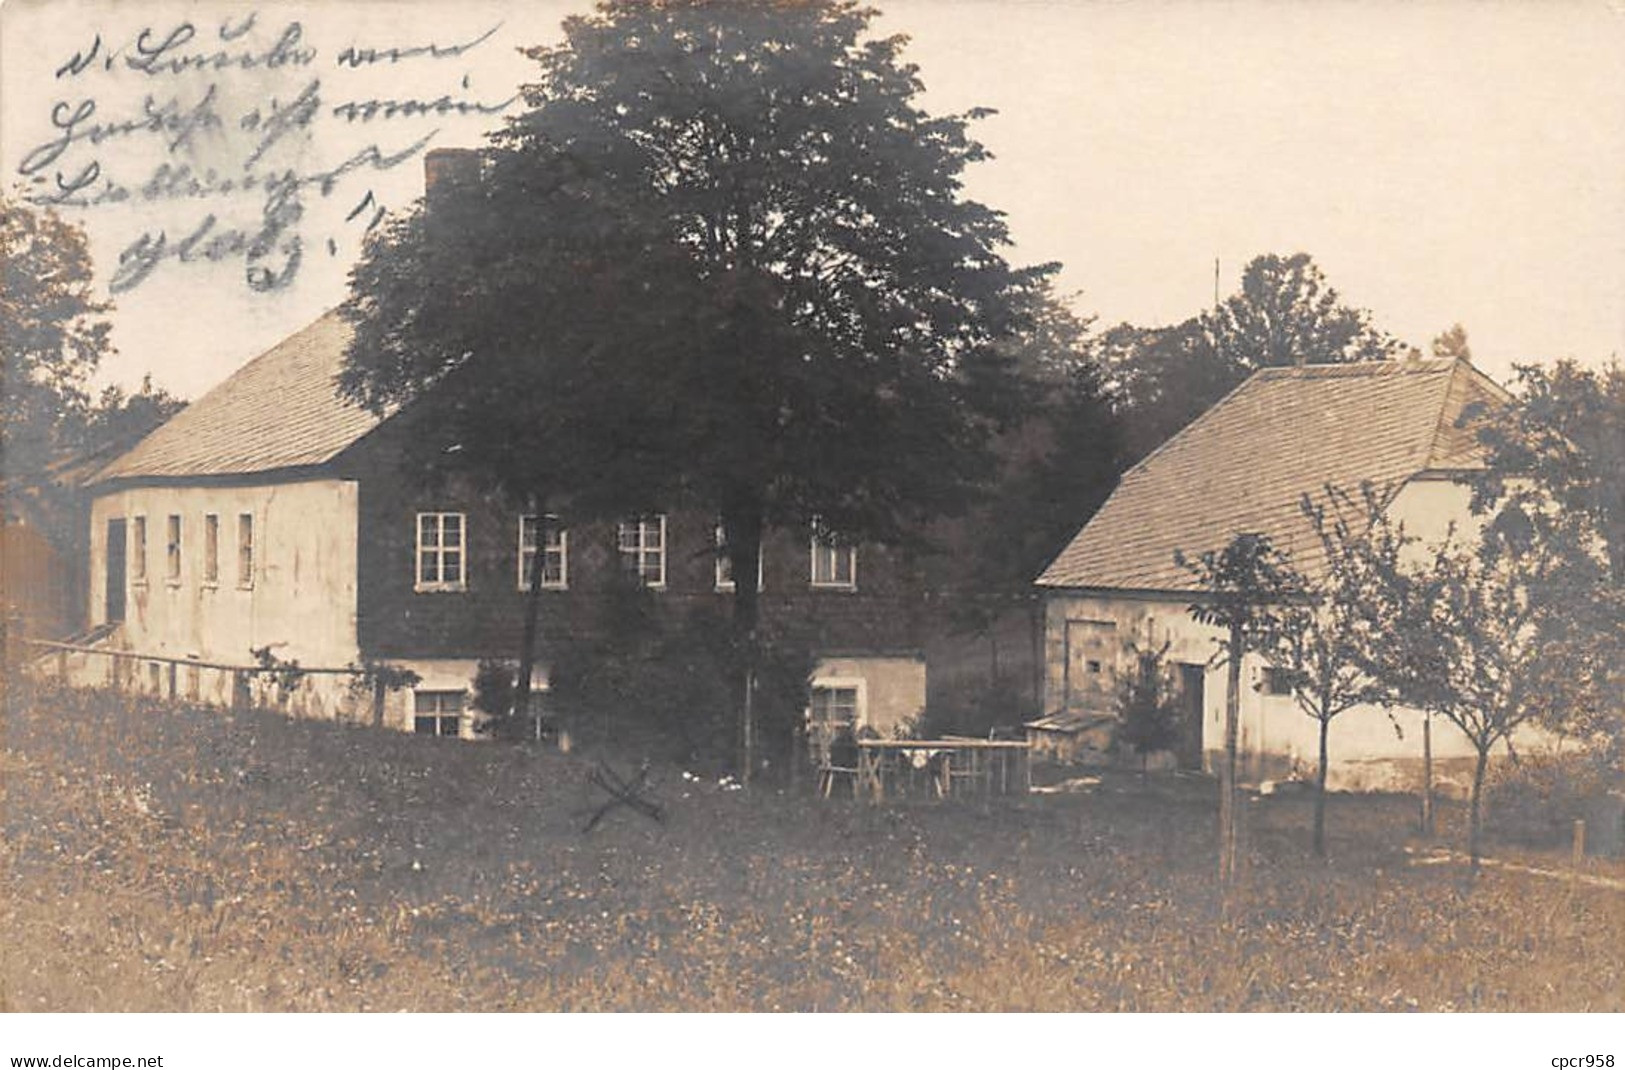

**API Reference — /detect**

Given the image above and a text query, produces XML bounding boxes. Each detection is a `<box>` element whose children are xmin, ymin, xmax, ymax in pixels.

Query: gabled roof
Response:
<box><xmin>1036</xmin><ymin>357</ymin><xmax>1509</xmax><ymax>593</ymax></box>
<box><xmin>91</xmin><ymin>312</ymin><xmax>383</xmax><ymax>485</ymax></box>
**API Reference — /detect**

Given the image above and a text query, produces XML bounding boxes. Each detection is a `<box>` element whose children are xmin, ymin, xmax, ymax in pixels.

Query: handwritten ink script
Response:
<box><xmin>17</xmin><ymin>11</ymin><xmax>517</xmax><ymax>294</ymax></box>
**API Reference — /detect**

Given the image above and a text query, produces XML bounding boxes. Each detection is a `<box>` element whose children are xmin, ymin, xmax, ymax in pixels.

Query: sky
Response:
<box><xmin>2</xmin><ymin>0</ymin><xmax>1622</xmax><ymax>400</ymax></box>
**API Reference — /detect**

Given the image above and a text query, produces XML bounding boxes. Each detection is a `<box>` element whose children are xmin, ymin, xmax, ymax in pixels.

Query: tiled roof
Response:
<box><xmin>1036</xmin><ymin>358</ymin><xmax>1508</xmax><ymax>593</ymax></box>
<box><xmin>92</xmin><ymin>313</ymin><xmax>383</xmax><ymax>484</ymax></box>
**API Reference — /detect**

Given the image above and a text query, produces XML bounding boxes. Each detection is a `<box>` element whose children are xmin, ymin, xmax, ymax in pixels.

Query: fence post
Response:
<box><xmin>1572</xmin><ymin>820</ymin><xmax>1587</xmax><ymax>866</ymax></box>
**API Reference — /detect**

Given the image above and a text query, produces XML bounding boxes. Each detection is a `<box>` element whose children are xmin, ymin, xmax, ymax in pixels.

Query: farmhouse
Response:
<box><xmin>1035</xmin><ymin>355</ymin><xmax>1523</xmax><ymax>791</ymax></box>
<box><xmin>73</xmin><ymin>311</ymin><xmax>927</xmax><ymax>740</ymax></box>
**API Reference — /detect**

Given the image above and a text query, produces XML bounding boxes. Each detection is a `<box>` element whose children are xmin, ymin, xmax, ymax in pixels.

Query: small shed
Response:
<box><xmin>1024</xmin><ymin>710</ymin><xmax>1117</xmax><ymax>765</ymax></box>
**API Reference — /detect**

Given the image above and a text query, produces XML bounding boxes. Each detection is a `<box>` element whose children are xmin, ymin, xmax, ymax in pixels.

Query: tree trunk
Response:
<box><xmin>1220</xmin><ymin>621</ymin><xmax>1243</xmax><ymax>887</ymax></box>
<box><xmin>1420</xmin><ymin>711</ymin><xmax>1435</xmax><ymax>837</ymax></box>
<box><xmin>513</xmin><ymin>507</ymin><xmax>549</xmax><ymax>734</ymax></box>
<box><xmin>1468</xmin><ymin>745</ymin><xmax>1490</xmax><ymax>874</ymax></box>
<box><xmin>1313</xmin><ymin>713</ymin><xmax>1330</xmax><ymax>856</ymax></box>
<box><xmin>723</xmin><ymin>504</ymin><xmax>764</xmax><ymax>783</ymax></box>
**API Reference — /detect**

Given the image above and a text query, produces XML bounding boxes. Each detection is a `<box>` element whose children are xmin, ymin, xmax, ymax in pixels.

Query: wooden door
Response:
<box><xmin>105</xmin><ymin>518</ymin><xmax>126</xmax><ymax>624</ymax></box>
<box><xmin>1176</xmin><ymin>663</ymin><xmax>1205</xmax><ymax>771</ymax></box>
<box><xmin>1062</xmin><ymin>619</ymin><xmax>1117</xmax><ymax>711</ymax></box>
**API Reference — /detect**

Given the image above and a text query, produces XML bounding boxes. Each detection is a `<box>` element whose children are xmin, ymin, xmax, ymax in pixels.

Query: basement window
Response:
<box><xmin>413</xmin><ymin>690</ymin><xmax>464</xmax><ymax>738</ymax></box>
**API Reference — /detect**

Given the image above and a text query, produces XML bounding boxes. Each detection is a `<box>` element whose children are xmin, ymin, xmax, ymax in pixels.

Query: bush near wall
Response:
<box><xmin>545</xmin><ymin>597</ymin><xmax>811</xmax><ymax>774</ymax></box>
<box><xmin>1485</xmin><ymin>747</ymin><xmax>1624</xmax><ymax>855</ymax></box>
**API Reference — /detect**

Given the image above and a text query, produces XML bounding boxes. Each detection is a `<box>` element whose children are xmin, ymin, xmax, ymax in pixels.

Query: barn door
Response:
<box><xmin>1062</xmin><ymin>619</ymin><xmax>1117</xmax><ymax>711</ymax></box>
<box><xmin>1176</xmin><ymin>663</ymin><xmax>1205</xmax><ymax>771</ymax></box>
<box><xmin>105</xmin><ymin>518</ymin><xmax>126</xmax><ymax>624</ymax></box>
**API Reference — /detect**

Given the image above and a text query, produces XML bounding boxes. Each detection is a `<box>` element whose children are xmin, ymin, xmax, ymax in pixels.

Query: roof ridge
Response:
<box><xmin>1418</xmin><ymin>356</ymin><xmax>1511</xmax><ymax>472</ymax></box>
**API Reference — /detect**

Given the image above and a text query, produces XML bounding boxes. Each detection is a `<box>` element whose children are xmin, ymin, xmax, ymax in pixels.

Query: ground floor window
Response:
<box><xmin>413</xmin><ymin>690</ymin><xmax>464</xmax><ymax>737</ymax></box>
<box><xmin>807</xmin><ymin>682</ymin><xmax>862</xmax><ymax>766</ymax></box>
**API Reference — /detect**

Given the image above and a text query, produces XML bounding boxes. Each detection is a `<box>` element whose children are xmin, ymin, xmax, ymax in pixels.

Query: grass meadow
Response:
<box><xmin>3</xmin><ymin>682</ymin><xmax>1621</xmax><ymax>1012</ymax></box>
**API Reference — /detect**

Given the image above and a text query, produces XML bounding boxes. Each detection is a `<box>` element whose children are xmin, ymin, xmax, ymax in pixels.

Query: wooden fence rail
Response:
<box><xmin>19</xmin><ymin>638</ymin><xmax>395</xmax><ymax>726</ymax></box>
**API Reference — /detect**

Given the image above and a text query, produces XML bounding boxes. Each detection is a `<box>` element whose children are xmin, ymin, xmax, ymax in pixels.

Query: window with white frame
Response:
<box><xmin>617</xmin><ymin>515</ymin><xmax>666</xmax><ymax>588</ymax></box>
<box><xmin>810</xmin><ymin>528</ymin><xmax>856</xmax><ymax>589</ymax></box>
<box><xmin>236</xmin><ymin>513</ymin><xmax>254</xmax><ymax>588</ymax></box>
<box><xmin>413</xmin><ymin>690</ymin><xmax>464</xmax><ymax>737</ymax></box>
<box><xmin>518</xmin><ymin>515</ymin><xmax>568</xmax><ymax>590</ymax></box>
<box><xmin>807</xmin><ymin>681</ymin><xmax>863</xmax><ymax>766</ymax></box>
<box><xmin>714</xmin><ymin>523</ymin><xmax>763</xmax><ymax>592</ymax></box>
<box><xmin>202</xmin><ymin>513</ymin><xmax>219</xmax><ymax>585</ymax></box>
<box><xmin>131</xmin><ymin>516</ymin><xmax>148</xmax><ymax>582</ymax></box>
<box><xmin>165</xmin><ymin>514</ymin><xmax>182</xmax><ymax>584</ymax></box>
<box><xmin>416</xmin><ymin>512</ymin><xmax>466</xmax><ymax>591</ymax></box>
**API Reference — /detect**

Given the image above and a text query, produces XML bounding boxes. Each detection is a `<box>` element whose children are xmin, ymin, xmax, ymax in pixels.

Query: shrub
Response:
<box><xmin>1116</xmin><ymin>642</ymin><xmax>1180</xmax><ymax>776</ymax></box>
<box><xmin>1484</xmin><ymin>746</ymin><xmax>1623</xmax><ymax>852</ymax></box>
<box><xmin>546</xmin><ymin>605</ymin><xmax>810</xmax><ymax>774</ymax></box>
<box><xmin>915</xmin><ymin>673</ymin><xmax>1031</xmax><ymax>740</ymax></box>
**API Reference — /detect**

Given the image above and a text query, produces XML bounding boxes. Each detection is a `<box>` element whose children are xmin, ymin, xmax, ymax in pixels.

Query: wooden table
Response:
<box><xmin>855</xmin><ymin>739</ymin><xmax>1031</xmax><ymax>802</ymax></box>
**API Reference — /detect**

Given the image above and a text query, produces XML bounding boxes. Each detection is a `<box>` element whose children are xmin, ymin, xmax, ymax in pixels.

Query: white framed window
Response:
<box><xmin>413</xmin><ymin>690</ymin><xmax>464</xmax><ymax>738</ymax></box>
<box><xmin>714</xmin><ymin>523</ymin><xmax>763</xmax><ymax>592</ymax></box>
<box><xmin>810</xmin><ymin>684</ymin><xmax>861</xmax><ymax>730</ymax></box>
<box><xmin>236</xmin><ymin>513</ymin><xmax>255</xmax><ymax>589</ymax></box>
<box><xmin>131</xmin><ymin>516</ymin><xmax>148</xmax><ymax>583</ymax></box>
<box><xmin>810</xmin><ymin>527</ymin><xmax>856</xmax><ymax>589</ymax></box>
<box><xmin>807</xmin><ymin>677</ymin><xmax>866</xmax><ymax>767</ymax></box>
<box><xmin>202</xmin><ymin>514</ymin><xmax>219</xmax><ymax>586</ymax></box>
<box><xmin>416</xmin><ymin>512</ymin><xmax>467</xmax><ymax>591</ymax></box>
<box><xmin>518</xmin><ymin>515</ymin><xmax>568</xmax><ymax>590</ymax></box>
<box><xmin>165</xmin><ymin>514</ymin><xmax>182</xmax><ymax>585</ymax></box>
<box><xmin>617</xmin><ymin>514</ymin><xmax>666</xmax><ymax>588</ymax></box>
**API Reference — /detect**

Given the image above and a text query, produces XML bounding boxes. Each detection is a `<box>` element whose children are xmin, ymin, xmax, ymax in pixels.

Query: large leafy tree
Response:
<box><xmin>1471</xmin><ymin>359</ymin><xmax>1625</xmax><ymax>587</ymax></box>
<box><xmin>340</xmin><ymin>1</ymin><xmax>1048</xmax><ymax>757</ymax></box>
<box><xmin>951</xmin><ymin>287</ymin><xmax>1123</xmax><ymax>598</ymax></box>
<box><xmin>1</xmin><ymin>195</ymin><xmax>112</xmax><ymax>505</ymax></box>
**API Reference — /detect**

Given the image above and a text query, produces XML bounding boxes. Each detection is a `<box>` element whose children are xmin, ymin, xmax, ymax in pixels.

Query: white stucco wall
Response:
<box><xmin>1384</xmin><ymin>476</ymin><xmax>1485</xmax><ymax>559</ymax></box>
<box><xmin>88</xmin><ymin>479</ymin><xmax>362</xmax><ymax>670</ymax></box>
<box><xmin>1041</xmin><ymin>473</ymin><xmax>1559</xmax><ymax>793</ymax></box>
<box><xmin>1041</xmin><ymin>590</ymin><xmax>1555</xmax><ymax>792</ymax></box>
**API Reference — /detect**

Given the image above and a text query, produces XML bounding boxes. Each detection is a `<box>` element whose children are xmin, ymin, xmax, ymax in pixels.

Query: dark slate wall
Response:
<box><xmin>337</xmin><ymin>431</ymin><xmax>927</xmax><ymax>663</ymax></box>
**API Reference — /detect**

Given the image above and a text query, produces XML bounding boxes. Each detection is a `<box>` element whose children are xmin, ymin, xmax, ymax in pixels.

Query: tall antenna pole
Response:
<box><xmin>1214</xmin><ymin>256</ymin><xmax>1220</xmax><ymax>308</ymax></box>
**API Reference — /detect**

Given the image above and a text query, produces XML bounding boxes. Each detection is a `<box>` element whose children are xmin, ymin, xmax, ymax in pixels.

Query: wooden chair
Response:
<box><xmin>813</xmin><ymin>723</ymin><xmax>859</xmax><ymax>799</ymax></box>
<box><xmin>944</xmin><ymin>746</ymin><xmax>989</xmax><ymax>796</ymax></box>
